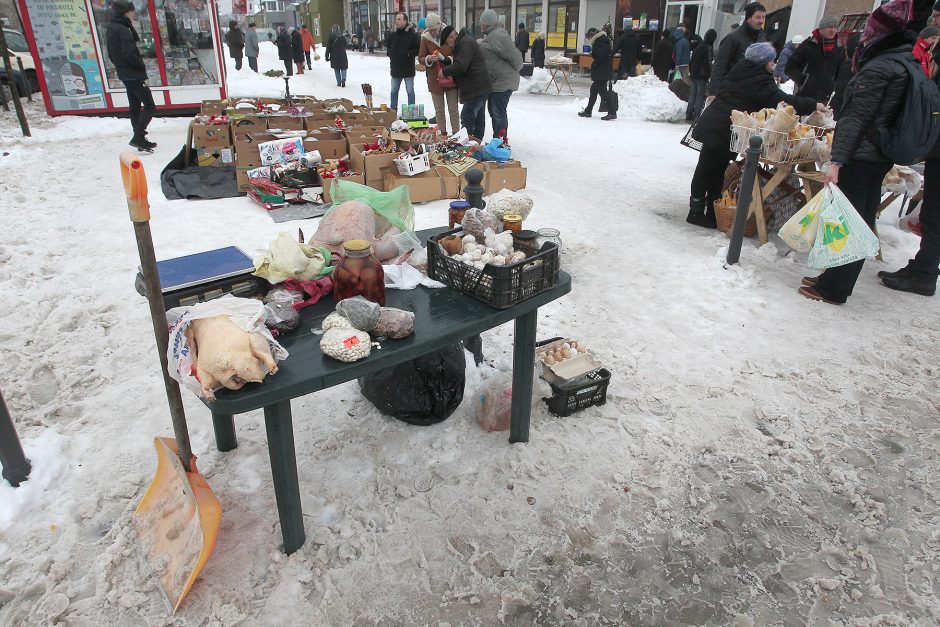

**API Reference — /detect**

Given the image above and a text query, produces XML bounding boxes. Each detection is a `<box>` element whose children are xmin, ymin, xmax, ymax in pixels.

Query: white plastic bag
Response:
<box><xmin>778</xmin><ymin>189</ymin><xmax>824</xmax><ymax>252</ymax></box>
<box><xmin>473</xmin><ymin>373</ymin><xmax>513</xmax><ymax>432</ymax></box>
<box><xmin>807</xmin><ymin>185</ymin><xmax>881</xmax><ymax>269</ymax></box>
<box><xmin>899</xmin><ymin>204</ymin><xmax>922</xmax><ymax>236</ymax></box>
<box><xmin>166</xmin><ymin>297</ymin><xmax>289</xmax><ymax>399</ymax></box>
<box><xmin>383</xmin><ymin>263</ymin><xmax>445</xmax><ymax>290</ymax></box>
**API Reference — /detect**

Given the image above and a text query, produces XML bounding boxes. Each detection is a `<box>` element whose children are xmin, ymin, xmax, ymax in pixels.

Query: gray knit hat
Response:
<box><xmin>745</xmin><ymin>41</ymin><xmax>777</xmax><ymax>65</ymax></box>
<box><xmin>480</xmin><ymin>9</ymin><xmax>498</xmax><ymax>28</ymax></box>
<box><xmin>818</xmin><ymin>16</ymin><xmax>839</xmax><ymax>29</ymax></box>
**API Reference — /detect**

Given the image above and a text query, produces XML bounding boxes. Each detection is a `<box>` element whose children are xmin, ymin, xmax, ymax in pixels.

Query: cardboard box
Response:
<box><xmin>265</xmin><ymin>115</ymin><xmax>308</xmax><ymax>131</ymax></box>
<box><xmin>435</xmin><ymin>163</ymin><xmax>487</xmax><ymax>198</ymax></box>
<box><xmin>231</xmin><ymin>115</ymin><xmax>268</xmax><ymax>136</ymax></box>
<box><xmin>304</xmin><ymin>132</ymin><xmax>347</xmax><ymax>159</ymax></box>
<box><xmin>484</xmin><ymin>161</ymin><xmax>527</xmax><ymax>193</ymax></box>
<box><xmin>320</xmin><ymin>98</ymin><xmax>354</xmax><ymax>110</ymax></box>
<box><xmin>382</xmin><ymin>167</ymin><xmax>447</xmax><ymax>203</ymax></box>
<box><xmin>201</xmin><ymin>99</ymin><xmax>226</xmax><ymax>115</ymax></box>
<box><xmin>258</xmin><ymin>137</ymin><xmax>305</xmax><ymax>166</ymax></box>
<box><xmin>322</xmin><ymin>173</ymin><xmax>366</xmax><ymax>202</ymax></box>
<box><xmin>192</xmin><ymin>122</ymin><xmax>231</xmax><ymax>148</ymax></box>
<box><xmin>366</xmin><ymin>108</ymin><xmax>397</xmax><ymax>126</ymax></box>
<box><xmin>236</xmin><ymin>165</ymin><xmax>274</xmax><ymax>192</ymax></box>
<box><xmin>344</xmin><ymin>126</ymin><xmax>388</xmax><ymax>144</ymax></box>
<box><xmin>234</xmin><ymin>132</ymin><xmax>276</xmax><ymax>166</ymax></box>
<box><xmin>196</xmin><ymin>145</ymin><xmax>235</xmax><ymax>167</ymax></box>
<box><xmin>349</xmin><ymin>143</ymin><xmax>399</xmax><ymax>183</ymax></box>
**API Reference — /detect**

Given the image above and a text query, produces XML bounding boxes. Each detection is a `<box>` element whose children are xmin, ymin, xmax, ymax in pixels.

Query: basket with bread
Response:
<box><xmin>730</xmin><ymin>104</ymin><xmax>835</xmax><ymax>164</ymax></box>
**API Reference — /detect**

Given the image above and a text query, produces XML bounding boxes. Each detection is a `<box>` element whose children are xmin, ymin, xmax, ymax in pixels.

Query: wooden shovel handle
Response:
<box><xmin>120</xmin><ymin>151</ymin><xmax>150</xmax><ymax>222</ymax></box>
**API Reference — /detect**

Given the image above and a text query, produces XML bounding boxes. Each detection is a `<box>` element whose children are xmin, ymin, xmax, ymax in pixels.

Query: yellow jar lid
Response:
<box><xmin>343</xmin><ymin>239</ymin><xmax>372</xmax><ymax>251</ymax></box>
<box><xmin>503</xmin><ymin>214</ymin><xmax>522</xmax><ymax>222</ymax></box>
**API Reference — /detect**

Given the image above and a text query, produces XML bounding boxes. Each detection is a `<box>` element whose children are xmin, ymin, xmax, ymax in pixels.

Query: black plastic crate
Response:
<box><xmin>542</xmin><ymin>368</ymin><xmax>611</xmax><ymax>417</ymax></box>
<box><xmin>427</xmin><ymin>227</ymin><xmax>560</xmax><ymax>309</ymax></box>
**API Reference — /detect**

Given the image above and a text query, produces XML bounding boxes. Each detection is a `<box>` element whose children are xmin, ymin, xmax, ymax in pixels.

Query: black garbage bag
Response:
<box><xmin>358</xmin><ymin>342</ymin><xmax>466</xmax><ymax>425</ymax></box>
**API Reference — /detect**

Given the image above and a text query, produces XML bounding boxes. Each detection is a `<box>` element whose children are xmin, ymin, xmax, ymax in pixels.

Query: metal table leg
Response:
<box><xmin>211</xmin><ymin>412</ymin><xmax>237</xmax><ymax>452</ymax></box>
<box><xmin>510</xmin><ymin>309</ymin><xmax>538</xmax><ymax>443</ymax></box>
<box><xmin>263</xmin><ymin>400</ymin><xmax>305</xmax><ymax>554</ymax></box>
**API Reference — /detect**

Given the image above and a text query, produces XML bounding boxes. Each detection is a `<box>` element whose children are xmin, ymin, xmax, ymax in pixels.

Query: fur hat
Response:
<box><xmin>425</xmin><ymin>13</ymin><xmax>441</xmax><ymax>30</ymax></box>
<box><xmin>480</xmin><ymin>9</ymin><xmax>498</xmax><ymax>28</ymax></box>
<box><xmin>818</xmin><ymin>16</ymin><xmax>838</xmax><ymax>29</ymax></box>
<box><xmin>862</xmin><ymin>0</ymin><xmax>912</xmax><ymax>42</ymax></box>
<box><xmin>744</xmin><ymin>2</ymin><xmax>766</xmax><ymax>21</ymax></box>
<box><xmin>744</xmin><ymin>41</ymin><xmax>777</xmax><ymax>65</ymax></box>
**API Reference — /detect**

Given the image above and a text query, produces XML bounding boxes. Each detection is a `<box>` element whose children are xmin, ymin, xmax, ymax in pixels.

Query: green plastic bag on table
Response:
<box><xmin>330</xmin><ymin>179</ymin><xmax>416</xmax><ymax>237</ymax></box>
<box><xmin>807</xmin><ymin>185</ymin><xmax>880</xmax><ymax>269</ymax></box>
<box><xmin>778</xmin><ymin>188</ymin><xmax>824</xmax><ymax>252</ymax></box>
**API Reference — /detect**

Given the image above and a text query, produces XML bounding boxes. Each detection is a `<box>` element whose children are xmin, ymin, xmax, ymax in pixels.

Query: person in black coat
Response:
<box><xmin>785</xmin><ymin>16</ymin><xmax>843</xmax><ymax>102</ymax></box>
<box><xmin>829</xmin><ymin>33</ymin><xmax>860</xmax><ymax>119</ymax></box>
<box><xmin>105</xmin><ymin>0</ymin><xmax>156</xmax><ymax>150</ymax></box>
<box><xmin>440</xmin><ymin>26</ymin><xmax>492</xmax><ymax>139</ymax></box>
<box><xmin>803</xmin><ymin>0</ymin><xmax>920</xmax><ymax>304</ymax></box>
<box><xmin>614</xmin><ymin>24</ymin><xmax>640</xmax><ymax>81</ymax></box>
<box><xmin>707</xmin><ymin>2</ymin><xmax>767</xmax><ymax>96</ymax></box>
<box><xmin>578</xmin><ymin>28</ymin><xmax>615</xmax><ymax>120</ymax></box>
<box><xmin>290</xmin><ymin>27</ymin><xmax>305</xmax><ymax>74</ymax></box>
<box><xmin>531</xmin><ymin>32</ymin><xmax>546</xmax><ymax>67</ymax></box>
<box><xmin>651</xmin><ymin>30</ymin><xmax>674</xmax><ymax>81</ymax></box>
<box><xmin>689</xmin><ymin>42</ymin><xmax>822</xmax><ymax>228</ymax></box>
<box><xmin>225</xmin><ymin>21</ymin><xmax>244</xmax><ymax>70</ymax></box>
<box><xmin>687</xmin><ymin>28</ymin><xmax>716</xmax><ymax>121</ymax></box>
<box><xmin>275</xmin><ymin>26</ymin><xmax>293</xmax><ymax>75</ymax></box>
<box><xmin>386</xmin><ymin>12</ymin><xmax>420</xmax><ymax>112</ymax></box>
<box><xmin>326</xmin><ymin>24</ymin><xmax>349</xmax><ymax>86</ymax></box>
<box><xmin>515</xmin><ymin>24</ymin><xmax>530</xmax><ymax>61</ymax></box>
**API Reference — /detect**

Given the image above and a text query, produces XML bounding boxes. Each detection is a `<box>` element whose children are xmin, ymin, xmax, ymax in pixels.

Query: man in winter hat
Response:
<box><xmin>707</xmin><ymin>2</ymin><xmax>767</xmax><ymax>97</ymax></box>
<box><xmin>785</xmin><ymin>15</ymin><xmax>843</xmax><ymax>101</ymax></box>
<box><xmin>106</xmin><ymin>0</ymin><xmax>156</xmax><ymax>151</ymax></box>
<box><xmin>913</xmin><ymin>26</ymin><xmax>938</xmax><ymax>76</ymax></box>
<box><xmin>479</xmin><ymin>8</ymin><xmax>523</xmax><ymax>139</ymax></box>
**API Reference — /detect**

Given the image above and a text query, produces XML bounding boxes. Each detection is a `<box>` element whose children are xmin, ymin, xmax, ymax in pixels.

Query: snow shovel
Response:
<box><xmin>120</xmin><ymin>151</ymin><xmax>222</xmax><ymax>612</ymax></box>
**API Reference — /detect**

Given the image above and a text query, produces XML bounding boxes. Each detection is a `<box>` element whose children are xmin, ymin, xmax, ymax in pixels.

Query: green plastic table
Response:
<box><xmin>202</xmin><ymin>228</ymin><xmax>572</xmax><ymax>553</ymax></box>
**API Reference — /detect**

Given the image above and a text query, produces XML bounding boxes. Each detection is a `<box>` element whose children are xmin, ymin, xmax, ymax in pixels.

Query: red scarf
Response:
<box><xmin>814</xmin><ymin>29</ymin><xmax>836</xmax><ymax>54</ymax></box>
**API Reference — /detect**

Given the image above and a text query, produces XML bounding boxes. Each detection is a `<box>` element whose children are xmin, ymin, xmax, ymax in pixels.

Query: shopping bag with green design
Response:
<box><xmin>807</xmin><ymin>184</ymin><xmax>880</xmax><ymax>269</ymax></box>
<box><xmin>778</xmin><ymin>188</ymin><xmax>824</xmax><ymax>252</ymax></box>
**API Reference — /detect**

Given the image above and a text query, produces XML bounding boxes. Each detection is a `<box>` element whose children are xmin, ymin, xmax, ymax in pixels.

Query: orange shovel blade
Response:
<box><xmin>133</xmin><ymin>437</ymin><xmax>221</xmax><ymax>612</ymax></box>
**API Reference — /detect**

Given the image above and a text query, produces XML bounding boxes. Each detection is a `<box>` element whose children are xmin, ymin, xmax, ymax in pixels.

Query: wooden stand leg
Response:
<box><xmin>211</xmin><ymin>412</ymin><xmax>237</xmax><ymax>452</ymax></box>
<box><xmin>750</xmin><ymin>176</ymin><xmax>769</xmax><ymax>244</ymax></box>
<box><xmin>510</xmin><ymin>310</ymin><xmax>538</xmax><ymax>444</ymax></box>
<box><xmin>264</xmin><ymin>400</ymin><xmax>305</xmax><ymax>554</ymax></box>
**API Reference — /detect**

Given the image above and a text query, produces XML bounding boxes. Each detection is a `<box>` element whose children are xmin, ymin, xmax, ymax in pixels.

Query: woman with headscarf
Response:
<box><xmin>326</xmin><ymin>24</ymin><xmax>349</xmax><ymax>87</ymax></box>
<box><xmin>290</xmin><ymin>27</ymin><xmax>305</xmax><ymax>74</ymax></box>
<box><xmin>688</xmin><ymin>42</ymin><xmax>824</xmax><ymax>228</ymax></box>
<box><xmin>420</xmin><ymin>15</ymin><xmax>460</xmax><ymax>134</ymax></box>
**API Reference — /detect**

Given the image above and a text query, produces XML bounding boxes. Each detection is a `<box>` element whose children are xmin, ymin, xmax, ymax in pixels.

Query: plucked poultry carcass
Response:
<box><xmin>186</xmin><ymin>315</ymin><xmax>279</xmax><ymax>401</ymax></box>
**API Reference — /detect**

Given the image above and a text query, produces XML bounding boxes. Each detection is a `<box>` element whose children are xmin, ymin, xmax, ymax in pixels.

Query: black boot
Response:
<box><xmin>601</xmin><ymin>113</ymin><xmax>616</xmax><ymax>121</ymax></box>
<box><xmin>578</xmin><ymin>109</ymin><xmax>591</xmax><ymax>118</ymax></box>
<box><xmin>877</xmin><ymin>264</ymin><xmax>915</xmax><ymax>280</ymax></box>
<box><xmin>686</xmin><ymin>196</ymin><xmax>717</xmax><ymax>228</ymax></box>
<box><xmin>881</xmin><ymin>274</ymin><xmax>936</xmax><ymax>296</ymax></box>
<box><xmin>129</xmin><ymin>133</ymin><xmax>152</xmax><ymax>151</ymax></box>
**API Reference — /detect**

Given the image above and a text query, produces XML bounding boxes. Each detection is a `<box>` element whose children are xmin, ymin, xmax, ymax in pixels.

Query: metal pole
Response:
<box><xmin>0</xmin><ymin>26</ymin><xmax>30</xmax><ymax>137</ymax></box>
<box><xmin>0</xmin><ymin>388</ymin><xmax>32</xmax><ymax>487</ymax></box>
<box><xmin>726</xmin><ymin>134</ymin><xmax>762</xmax><ymax>266</ymax></box>
<box><xmin>15</xmin><ymin>56</ymin><xmax>31</xmax><ymax>102</ymax></box>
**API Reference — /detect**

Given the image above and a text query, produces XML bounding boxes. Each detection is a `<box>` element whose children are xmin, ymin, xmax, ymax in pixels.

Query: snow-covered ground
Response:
<box><xmin>1</xmin><ymin>42</ymin><xmax>939</xmax><ymax>626</ymax></box>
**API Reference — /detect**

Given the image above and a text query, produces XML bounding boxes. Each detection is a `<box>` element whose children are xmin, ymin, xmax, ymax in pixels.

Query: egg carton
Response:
<box><xmin>535</xmin><ymin>338</ymin><xmax>601</xmax><ymax>384</ymax></box>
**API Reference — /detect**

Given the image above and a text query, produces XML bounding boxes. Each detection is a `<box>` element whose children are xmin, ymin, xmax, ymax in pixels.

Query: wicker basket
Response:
<box><xmin>714</xmin><ymin>197</ymin><xmax>773</xmax><ymax>237</ymax></box>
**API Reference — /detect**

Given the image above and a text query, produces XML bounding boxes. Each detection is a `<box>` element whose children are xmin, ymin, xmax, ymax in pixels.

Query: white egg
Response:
<box><xmin>562</xmin><ymin>343</ymin><xmax>571</xmax><ymax>350</ymax></box>
<box><xmin>545</xmin><ymin>356</ymin><xmax>556</xmax><ymax>365</ymax></box>
<box><xmin>473</xmin><ymin>261</ymin><xmax>485</xmax><ymax>270</ymax></box>
<box><xmin>481</xmin><ymin>252</ymin><xmax>494</xmax><ymax>264</ymax></box>
<box><xmin>462</xmin><ymin>234</ymin><xmax>476</xmax><ymax>244</ymax></box>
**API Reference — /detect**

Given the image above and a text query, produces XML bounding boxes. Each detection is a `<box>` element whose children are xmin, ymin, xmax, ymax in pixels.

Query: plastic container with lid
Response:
<box><xmin>449</xmin><ymin>199</ymin><xmax>470</xmax><ymax>229</ymax></box>
<box><xmin>502</xmin><ymin>214</ymin><xmax>523</xmax><ymax>233</ymax></box>
<box><xmin>332</xmin><ymin>240</ymin><xmax>386</xmax><ymax>305</ymax></box>
<box><xmin>513</xmin><ymin>229</ymin><xmax>538</xmax><ymax>247</ymax></box>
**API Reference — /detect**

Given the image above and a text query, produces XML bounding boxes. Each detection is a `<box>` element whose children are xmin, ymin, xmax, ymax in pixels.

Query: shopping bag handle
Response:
<box><xmin>120</xmin><ymin>151</ymin><xmax>150</xmax><ymax>223</ymax></box>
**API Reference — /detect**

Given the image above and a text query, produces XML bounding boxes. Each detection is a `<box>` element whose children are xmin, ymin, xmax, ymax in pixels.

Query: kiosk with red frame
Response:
<box><xmin>17</xmin><ymin>0</ymin><xmax>227</xmax><ymax>116</ymax></box>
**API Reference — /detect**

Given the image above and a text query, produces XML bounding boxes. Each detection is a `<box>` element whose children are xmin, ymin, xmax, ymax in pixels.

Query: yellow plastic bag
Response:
<box><xmin>778</xmin><ymin>189</ymin><xmax>824</xmax><ymax>252</ymax></box>
<box><xmin>253</xmin><ymin>232</ymin><xmax>333</xmax><ymax>283</ymax></box>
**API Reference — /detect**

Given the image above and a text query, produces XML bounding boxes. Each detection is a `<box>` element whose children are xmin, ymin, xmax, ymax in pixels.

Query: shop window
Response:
<box><xmin>489</xmin><ymin>0</ymin><xmax>511</xmax><ymax>29</ymax></box>
<box><xmin>154</xmin><ymin>0</ymin><xmax>219</xmax><ymax>86</ymax></box>
<box><xmin>516</xmin><ymin>0</ymin><xmax>542</xmax><ymax>39</ymax></box>
<box><xmin>92</xmin><ymin>0</ymin><xmax>164</xmax><ymax>89</ymax></box>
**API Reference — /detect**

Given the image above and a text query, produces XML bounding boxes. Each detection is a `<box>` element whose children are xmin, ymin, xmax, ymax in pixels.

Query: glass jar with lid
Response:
<box><xmin>332</xmin><ymin>240</ymin><xmax>386</xmax><ymax>305</ymax></box>
<box><xmin>502</xmin><ymin>214</ymin><xmax>523</xmax><ymax>233</ymax></box>
<box><xmin>536</xmin><ymin>228</ymin><xmax>563</xmax><ymax>252</ymax></box>
<box><xmin>448</xmin><ymin>199</ymin><xmax>470</xmax><ymax>229</ymax></box>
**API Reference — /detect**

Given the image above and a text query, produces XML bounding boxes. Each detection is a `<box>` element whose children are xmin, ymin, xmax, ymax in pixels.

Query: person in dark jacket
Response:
<box><xmin>785</xmin><ymin>16</ymin><xmax>843</xmax><ymax>102</ymax></box>
<box><xmin>326</xmin><ymin>24</ymin><xmax>348</xmax><ymax>86</ymax></box>
<box><xmin>275</xmin><ymin>26</ymin><xmax>293</xmax><ymax>75</ymax></box>
<box><xmin>515</xmin><ymin>23</ymin><xmax>530</xmax><ymax>61</ymax></box>
<box><xmin>774</xmin><ymin>35</ymin><xmax>804</xmax><ymax>82</ymax></box>
<box><xmin>673</xmin><ymin>25</ymin><xmax>692</xmax><ymax>84</ymax></box>
<box><xmin>531</xmin><ymin>32</ymin><xmax>546</xmax><ymax>67</ymax></box>
<box><xmin>875</xmin><ymin>2</ymin><xmax>940</xmax><ymax>297</ymax></box>
<box><xmin>830</xmin><ymin>33</ymin><xmax>860</xmax><ymax>118</ymax></box>
<box><xmin>244</xmin><ymin>22</ymin><xmax>260</xmax><ymax>72</ymax></box>
<box><xmin>387</xmin><ymin>12</ymin><xmax>420</xmax><ymax>112</ymax></box>
<box><xmin>440</xmin><ymin>26</ymin><xmax>492</xmax><ymax>139</ymax></box>
<box><xmin>800</xmin><ymin>0</ymin><xmax>917</xmax><ymax>304</ymax></box>
<box><xmin>105</xmin><ymin>0</ymin><xmax>156</xmax><ymax>150</ymax></box>
<box><xmin>614</xmin><ymin>23</ymin><xmax>640</xmax><ymax>81</ymax></box>
<box><xmin>578</xmin><ymin>28</ymin><xmax>616</xmax><ymax>120</ymax></box>
<box><xmin>707</xmin><ymin>2</ymin><xmax>767</xmax><ymax>96</ymax></box>
<box><xmin>687</xmin><ymin>28</ymin><xmax>717</xmax><ymax>121</ymax></box>
<box><xmin>225</xmin><ymin>21</ymin><xmax>244</xmax><ymax>70</ymax></box>
<box><xmin>689</xmin><ymin>42</ymin><xmax>823</xmax><ymax>228</ymax></box>
<box><xmin>289</xmin><ymin>27</ymin><xmax>305</xmax><ymax>74</ymax></box>
<box><xmin>651</xmin><ymin>30</ymin><xmax>674</xmax><ymax>81</ymax></box>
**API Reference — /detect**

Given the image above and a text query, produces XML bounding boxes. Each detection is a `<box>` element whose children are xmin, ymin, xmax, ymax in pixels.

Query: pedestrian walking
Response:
<box><xmin>651</xmin><ymin>29</ymin><xmax>674</xmax><ymax>81</ymax></box>
<box><xmin>707</xmin><ymin>2</ymin><xmax>767</xmax><ymax>97</ymax></box>
<box><xmin>275</xmin><ymin>26</ymin><xmax>293</xmax><ymax>75</ymax></box>
<box><xmin>225</xmin><ymin>20</ymin><xmax>244</xmax><ymax>70</ymax></box>
<box><xmin>687</xmin><ymin>28</ymin><xmax>716</xmax><ymax>121</ymax></box>
<box><xmin>290</xmin><ymin>27</ymin><xmax>305</xmax><ymax>74</ymax></box>
<box><xmin>785</xmin><ymin>16</ymin><xmax>844</xmax><ymax>102</ymax></box>
<box><xmin>479</xmin><ymin>9</ymin><xmax>523</xmax><ymax>139</ymax></box>
<box><xmin>420</xmin><ymin>14</ymin><xmax>460</xmax><ymax>134</ymax></box>
<box><xmin>326</xmin><ymin>24</ymin><xmax>348</xmax><ymax>87</ymax></box>
<box><xmin>531</xmin><ymin>32</ymin><xmax>546</xmax><ymax>67</ymax></box>
<box><xmin>300</xmin><ymin>25</ymin><xmax>317</xmax><ymax>69</ymax></box>
<box><xmin>672</xmin><ymin>24</ymin><xmax>692</xmax><ymax>85</ymax></box>
<box><xmin>105</xmin><ymin>0</ymin><xmax>156</xmax><ymax>151</ymax></box>
<box><xmin>614</xmin><ymin>23</ymin><xmax>640</xmax><ymax>81</ymax></box>
<box><xmin>387</xmin><ymin>12</ymin><xmax>420</xmax><ymax>112</ymax></box>
<box><xmin>366</xmin><ymin>27</ymin><xmax>377</xmax><ymax>53</ymax></box>
<box><xmin>356</xmin><ymin>22</ymin><xmax>364</xmax><ymax>52</ymax></box>
<box><xmin>440</xmin><ymin>26</ymin><xmax>493</xmax><ymax>139</ymax></box>
<box><xmin>515</xmin><ymin>23</ymin><xmax>530</xmax><ymax>61</ymax></box>
<box><xmin>578</xmin><ymin>27</ymin><xmax>615</xmax><ymax>120</ymax></box>
<box><xmin>245</xmin><ymin>22</ymin><xmax>260</xmax><ymax>72</ymax></box>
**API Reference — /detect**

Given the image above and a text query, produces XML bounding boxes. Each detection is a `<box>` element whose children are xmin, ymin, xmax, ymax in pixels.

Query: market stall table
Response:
<box><xmin>543</xmin><ymin>60</ymin><xmax>575</xmax><ymax>95</ymax></box>
<box><xmin>202</xmin><ymin>227</ymin><xmax>572</xmax><ymax>553</ymax></box>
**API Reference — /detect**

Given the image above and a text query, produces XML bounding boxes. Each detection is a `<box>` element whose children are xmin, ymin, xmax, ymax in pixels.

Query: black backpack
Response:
<box><xmin>872</xmin><ymin>52</ymin><xmax>940</xmax><ymax>165</ymax></box>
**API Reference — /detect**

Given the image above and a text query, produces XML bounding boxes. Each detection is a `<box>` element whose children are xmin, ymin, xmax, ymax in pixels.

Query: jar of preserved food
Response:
<box><xmin>512</xmin><ymin>229</ymin><xmax>538</xmax><ymax>249</ymax></box>
<box><xmin>448</xmin><ymin>199</ymin><xmax>470</xmax><ymax>229</ymax></box>
<box><xmin>332</xmin><ymin>240</ymin><xmax>386</xmax><ymax>305</ymax></box>
<box><xmin>502</xmin><ymin>214</ymin><xmax>523</xmax><ymax>233</ymax></box>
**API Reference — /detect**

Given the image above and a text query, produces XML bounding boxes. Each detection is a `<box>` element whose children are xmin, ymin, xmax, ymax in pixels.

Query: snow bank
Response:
<box><xmin>609</xmin><ymin>74</ymin><xmax>686</xmax><ymax>122</ymax></box>
<box><xmin>522</xmin><ymin>67</ymin><xmax>553</xmax><ymax>94</ymax></box>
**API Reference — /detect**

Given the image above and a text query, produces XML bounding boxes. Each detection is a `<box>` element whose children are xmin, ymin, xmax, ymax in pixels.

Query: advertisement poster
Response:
<box><xmin>26</xmin><ymin>0</ymin><xmax>106</xmax><ymax>111</ymax></box>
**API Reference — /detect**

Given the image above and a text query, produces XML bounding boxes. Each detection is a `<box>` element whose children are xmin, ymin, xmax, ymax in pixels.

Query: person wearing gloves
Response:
<box><xmin>225</xmin><ymin>21</ymin><xmax>244</xmax><ymax>70</ymax></box>
<box><xmin>913</xmin><ymin>26</ymin><xmax>938</xmax><ymax>76</ymax></box>
<box><xmin>785</xmin><ymin>16</ymin><xmax>844</xmax><ymax>102</ymax></box>
<box><xmin>707</xmin><ymin>2</ymin><xmax>767</xmax><ymax>97</ymax></box>
<box><xmin>577</xmin><ymin>27</ymin><xmax>615</xmax><ymax>120</ymax></box>
<box><xmin>877</xmin><ymin>4</ymin><xmax>940</xmax><ymax>297</ymax></box>
<box><xmin>105</xmin><ymin>0</ymin><xmax>156</xmax><ymax>150</ymax></box>
<box><xmin>689</xmin><ymin>42</ymin><xmax>824</xmax><ymax>229</ymax></box>
<box><xmin>801</xmin><ymin>0</ymin><xmax>917</xmax><ymax>304</ymax></box>
<box><xmin>387</xmin><ymin>12</ymin><xmax>420</xmax><ymax>112</ymax></box>
<box><xmin>439</xmin><ymin>25</ymin><xmax>493</xmax><ymax>140</ymax></box>
<box><xmin>479</xmin><ymin>9</ymin><xmax>524</xmax><ymax>139</ymax></box>
<box><xmin>672</xmin><ymin>24</ymin><xmax>692</xmax><ymax>85</ymax></box>
<box><xmin>244</xmin><ymin>22</ymin><xmax>260</xmax><ymax>72</ymax></box>
<box><xmin>420</xmin><ymin>14</ymin><xmax>460</xmax><ymax>135</ymax></box>
<box><xmin>300</xmin><ymin>26</ymin><xmax>317</xmax><ymax>70</ymax></box>
<box><xmin>774</xmin><ymin>34</ymin><xmax>804</xmax><ymax>83</ymax></box>
<box><xmin>326</xmin><ymin>24</ymin><xmax>348</xmax><ymax>87</ymax></box>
